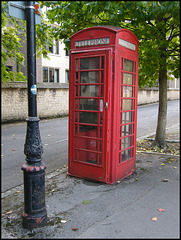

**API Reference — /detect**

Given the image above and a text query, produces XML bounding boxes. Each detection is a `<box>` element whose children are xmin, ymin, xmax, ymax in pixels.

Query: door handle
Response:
<box><xmin>105</xmin><ymin>102</ymin><xmax>108</xmax><ymax>109</ymax></box>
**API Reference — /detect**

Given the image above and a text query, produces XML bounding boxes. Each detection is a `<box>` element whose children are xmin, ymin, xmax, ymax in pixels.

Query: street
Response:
<box><xmin>1</xmin><ymin>99</ymin><xmax>180</xmax><ymax>192</ymax></box>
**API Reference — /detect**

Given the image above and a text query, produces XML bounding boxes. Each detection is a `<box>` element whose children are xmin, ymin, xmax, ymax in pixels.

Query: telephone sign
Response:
<box><xmin>68</xmin><ymin>26</ymin><xmax>139</xmax><ymax>184</ymax></box>
<box><xmin>8</xmin><ymin>1</ymin><xmax>41</xmax><ymax>24</ymax></box>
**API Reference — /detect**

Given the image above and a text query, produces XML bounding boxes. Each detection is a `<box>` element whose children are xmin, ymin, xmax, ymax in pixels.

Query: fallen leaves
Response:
<box><xmin>82</xmin><ymin>200</ymin><xmax>92</xmax><ymax>205</ymax></box>
<box><xmin>157</xmin><ymin>208</ymin><xmax>165</xmax><ymax>212</ymax></box>
<box><xmin>152</xmin><ymin>217</ymin><xmax>158</xmax><ymax>222</ymax></box>
<box><xmin>61</xmin><ymin>220</ymin><xmax>67</xmax><ymax>224</ymax></box>
<box><xmin>152</xmin><ymin>208</ymin><xmax>165</xmax><ymax>222</ymax></box>
<box><xmin>162</xmin><ymin>178</ymin><xmax>169</xmax><ymax>182</ymax></box>
<box><xmin>72</xmin><ymin>227</ymin><xmax>79</xmax><ymax>231</ymax></box>
<box><xmin>5</xmin><ymin>210</ymin><xmax>13</xmax><ymax>215</ymax></box>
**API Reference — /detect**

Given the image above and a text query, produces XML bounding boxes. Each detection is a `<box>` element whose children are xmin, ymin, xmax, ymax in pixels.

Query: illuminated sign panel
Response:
<box><xmin>75</xmin><ymin>38</ymin><xmax>110</xmax><ymax>47</ymax></box>
<box><xmin>119</xmin><ymin>39</ymin><xmax>136</xmax><ymax>51</ymax></box>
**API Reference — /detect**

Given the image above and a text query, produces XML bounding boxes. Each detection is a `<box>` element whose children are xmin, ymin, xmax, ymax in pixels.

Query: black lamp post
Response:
<box><xmin>21</xmin><ymin>1</ymin><xmax>47</xmax><ymax>229</ymax></box>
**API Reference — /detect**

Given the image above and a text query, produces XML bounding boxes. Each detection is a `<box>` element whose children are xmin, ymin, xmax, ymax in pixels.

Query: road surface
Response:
<box><xmin>1</xmin><ymin>99</ymin><xmax>179</xmax><ymax>192</ymax></box>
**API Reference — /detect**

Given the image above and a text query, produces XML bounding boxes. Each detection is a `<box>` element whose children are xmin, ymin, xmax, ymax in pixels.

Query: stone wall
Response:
<box><xmin>1</xmin><ymin>82</ymin><xmax>69</xmax><ymax>123</ymax></box>
<box><xmin>1</xmin><ymin>82</ymin><xmax>179</xmax><ymax>123</ymax></box>
<box><xmin>138</xmin><ymin>87</ymin><xmax>180</xmax><ymax>105</ymax></box>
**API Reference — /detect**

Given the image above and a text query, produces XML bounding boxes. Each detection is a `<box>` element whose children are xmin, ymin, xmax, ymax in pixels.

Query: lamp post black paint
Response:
<box><xmin>21</xmin><ymin>1</ymin><xmax>47</xmax><ymax>229</ymax></box>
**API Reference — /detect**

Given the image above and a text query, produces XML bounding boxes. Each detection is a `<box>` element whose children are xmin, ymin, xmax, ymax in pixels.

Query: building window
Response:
<box><xmin>65</xmin><ymin>70</ymin><xmax>69</xmax><ymax>83</ymax></box>
<box><xmin>43</xmin><ymin>67</ymin><xmax>48</xmax><ymax>82</ymax></box>
<box><xmin>46</xmin><ymin>39</ymin><xmax>59</xmax><ymax>54</ymax></box>
<box><xmin>49</xmin><ymin>68</ymin><xmax>54</xmax><ymax>82</ymax></box>
<box><xmin>43</xmin><ymin>67</ymin><xmax>60</xmax><ymax>83</ymax></box>
<box><xmin>54</xmin><ymin>69</ymin><xmax>59</xmax><ymax>83</ymax></box>
<box><xmin>65</xmin><ymin>48</ymin><xmax>69</xmax><ymax>56</ymax></box>
<box><xmin>54</xmin><ymin>39</ymin><xmax>59</xmax><ymax>54</ymax></box>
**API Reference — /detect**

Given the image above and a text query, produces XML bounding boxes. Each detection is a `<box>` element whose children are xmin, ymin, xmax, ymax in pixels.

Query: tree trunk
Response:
<box><xmin>153</xmin><ymin>53</ymin><xmax>168</xmax><ymax>149</ymax></box>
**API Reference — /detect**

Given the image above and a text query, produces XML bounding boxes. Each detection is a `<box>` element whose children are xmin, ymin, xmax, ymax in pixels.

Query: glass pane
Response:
<box><xmin>121</xmin><ymin>149</ymin><xmax>131</xmax><ymax>162</ymax></box>
<box><xmin>123</xmin><ymin>99</ymin><xmax>132</xmax><ymax>110</ymax></box>
<box><xmin>123</xmin><ymin>73</ymin><xmax>133</xmax><ymax>84</ymax></box>
<box><xmin>75</xmin><ymin>86</ymin><xmax>78</xmax><ymax>96</ymax></box>
<box><xmin>54</xmin><ymin>69</ymin><xmax>59</xmax><ymax>83</ymax></box>
<box><xmin>99</xmin><ymin>140</ymin><xmax>102</xmax><ymax>152</ymax></box>
<box><xmin>79</xmin><ymin>99</ymin><xmax>99</xmax><ymax>111</ymax></box>
<box><xmin>100</xmin><ymin>85</ymin><xmax>104</xmax><ymax>97</ymax></box>
<box><xmin>101</xmin><ymin>71</ymin><xmax>104</xmax><ymax>83</ymax></box>
<box><xmin>123</xmin><ymin>86</ymin><xmax>133</xmax><ymax>98</ymax></box>
<box><xmin>49</xmin><ymin>68</ymin><xmax>54</xmax><ymax>82</ymax></box>
<box><xmin>122</xmin><ymin>124</ymin><xmax>132</xmax><ymax>137</ymax></box>
<box><xmin>79</xmin><ymin>112</ymin><xmax>98</xmax><ymax>124</ymax></box>
<box><xmin>77</xmin><ymin>150</ymin><xmax>97</xmax><ymax>164</ymax></box>
<box><xmin>121</xmin><ymin>58</ymin><xmax>123</xmax><ymax>70</ymax></box>
<box><xmin>99</xmin><ymin>154</ymin><xmax>102</xmax><ymax>166</ymax></box>
<box><xmin>122</xmin><ymin>112</ymin><xmax>132</xmax><ymax>123</ymax></box>
<box><xmin>75</xmin><ymin>99</ymin><xmax>78</xmax><ymax>109</ymax></box>
<box><xmin>78</xmin><ymin>137</ymin><xmax>98</xmax><ymax>151</ymax></box>
<box><xmin>80</xmin><ymin>85</ymin><xmax>99</xmax><ymax>97</ymax></box>
<box><xmin>124</xmin><ymin>59</ymin><xmax>133</xmax><ymax>72</ymax></box>
<box><xmin>122</xmin><ymin>136</ymin><xmax>132</xmax><ymax>150</ymax></box>
<box><xmin>75</xmin><ymin>124</ymin><xmax>78</xmax><ymax>134</ymax></box>
<box><xmin>100</xmin><ymin>127</ymin><xmax>103</xmax><ymax>138</ymax></box>
<box><xmin>74</xmin><ymin>150</ymin><xmax>77</xmax><ymax>160</ymax></box>
<box><xmin>79</xmin><ymin>125</ymin><xmax>98</xmax><ymax>137</ymax></box>
<box><xmin>80</xmin><ymin>57</ymin><xmax>99</xmax><ymax>70</ymax></box>
<box><xmin>76</xmin><ymin>59</ymin><xmax>78</xmax><ymax>70</ymax></box>
<box><xmin>75</xmin><ymin>112</ymin><xmax>77</xmax><ymax>122</ymax></box>
<box><xmin>76</xmin><ymin>72</ymin><xmax>78</xmax><ymax>83</ymax></box>
<box><xmin>80</xmin><ymin>72</ymin><xmax>99</xmax><ymax>83</ymax></box>
<box><xmin>101</xmin><ymin>56</ymin><xmax>104</xmax><ymax>69</ymax></box>
<box><xmin>43</xmin><ymin>68</ymin><xmax>48</xmax><ymax>82</ymax></box>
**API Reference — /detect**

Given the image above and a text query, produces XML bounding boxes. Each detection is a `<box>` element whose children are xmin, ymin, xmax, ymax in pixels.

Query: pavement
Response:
<box><xmin>1</xmin><ymin>124</ymin><xmax>180</xmax><ymax>239</ymax></box>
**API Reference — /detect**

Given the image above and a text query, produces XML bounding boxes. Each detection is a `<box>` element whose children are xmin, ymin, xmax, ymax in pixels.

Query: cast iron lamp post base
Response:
<box><xmin>22</xmin><ymin>117</ymin><xmax>47</xmax><ymax>229</ymax></box>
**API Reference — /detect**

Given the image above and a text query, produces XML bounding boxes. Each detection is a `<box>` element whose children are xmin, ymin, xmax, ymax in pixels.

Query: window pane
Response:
<box><xmin>121</xmin><ymin>149</ymin><xmax>131</xmax><ymax>162</ymax></box>
<box><xmin>43</xmin><ymin>67</ymin><xmax>48</xmax><ymax>82</ymax></box>
<box><xmin>122</xmin><ymin>124</ymin><xmax>132</xmax><ymax>137</ymax></box>
<box><xmin>122</xmin><ymin>112</ymin><xmax>132</xmax><ymax>123</ymax></box>
<box><xmin>80</xmin><ymin>85</ymin><xmax>99</xmax><ymax>97</ymax></box>
<box><xmin>123</xmin><ymin>99</ymin><xmax>132</xmax><ymax>110</ymax></box>
<box><xmin>122</xmin><ymin>136</ymin><xmax>132</xmax><ymax>150</ymax></box>
<box><xmin>79</xmin><ymin>112</ymin><xmax>98</xmax><ymax>124</ymax></box>
<box><xmin>101</xmin><ymin>56</ymin><xmax>104</xmax><ymax>69</ymax></box>
<box><xmin>78</xmin><ymin>150</ymin><xmax>97</xmax><ymax>164</ymax></box>
<box><xmin>54</xmin><ymin>39</ymin><xmax>59</xmax><ymax>54</ymax></box>
<box><xmin>124</xmin><ymin>59</ymin><xmax>133</xmax><ymax>72</ymax></box>
<box><xmin>79</xmin><ymin>125</ymin><xmax>98</xmax><ymax>137</ymax></box>
<box><xmin>78</xmin><ymin>138</ymin><xmax>98</xmax><ymax>151</ymax></box>
<box><xmin>54</xmin><ymin>69</ymin><xmax>59</xmax><ymax>83</ymax></box>
<box><xmin>123</xmin><ymin>73</ymin><xmax>133</xmax><ymax>84</ymax></box>
<box><xmin>80</xmin><ymin>72</ymin><xmax>99</xmax><ymax>83</ymax></box>
<box><xmin>65</xmin><ymin>70</ymin><xmax>69</xmax><ymax>83</ymax></box>
<box><xmin>80</xmin><ymin>57</ymin><xmax>99</xmax><ymax>70</ymax></box>
<box><xmin>49</xmin><ymin>68</ymin><xmax>54</xmax><ymax>82</ymax></box>
<box><xmin>49</xmin><ymin>44</ymin><xmax>53</xmax><ymax>53</ymax></box>
<box><xmin>123</xmin><ymin>86</ymin><xmax>133</xmax><ymax>98</ymax></box>
<box><xmin>79</xmin><ymin>99</ymin><xmax>99</xmax><ymax>111</ymax></box>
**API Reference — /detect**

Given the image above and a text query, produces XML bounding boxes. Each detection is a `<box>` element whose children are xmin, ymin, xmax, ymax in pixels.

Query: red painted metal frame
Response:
<box><xmin>68</xmin><ymin>26</ymin><xmax>139</xmax><ymax>184</ymax></box>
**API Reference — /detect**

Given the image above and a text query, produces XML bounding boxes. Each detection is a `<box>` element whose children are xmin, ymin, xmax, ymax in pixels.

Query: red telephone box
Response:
<box><xmin>68</xmin><ymin>26</ymin><xmax>139</xmax><ymax>184</ymax></box>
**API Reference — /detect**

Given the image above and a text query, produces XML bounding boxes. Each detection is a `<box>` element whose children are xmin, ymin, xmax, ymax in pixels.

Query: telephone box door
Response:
<box><xmin>116</xmin><ymin>51</ymin><xmax>138</xmax><ymax>180</ymax></box>
<box><xmin>68</xmin><ymin>50</ymin><xmax>110</xmax><ymax>182</ymax></box>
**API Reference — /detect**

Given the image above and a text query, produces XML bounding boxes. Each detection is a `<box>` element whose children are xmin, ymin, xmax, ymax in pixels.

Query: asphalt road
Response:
<box><xmin>1</xmin><ymin>99</ymin><xmax>179</xmax><ymax>192</ymax></box>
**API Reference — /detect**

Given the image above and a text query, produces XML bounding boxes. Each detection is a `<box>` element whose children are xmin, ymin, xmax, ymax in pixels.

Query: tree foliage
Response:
<box><xmin>40</xmin><ymin>1</ymin><xmax>180</xmax><ymax>87</ymax></box>
<box><xmin>1</xmin><ymin>1</ymin><xmax>26</xmax><ymax>82</ymax></box>
<box><xmin>1</xmin><ymin>1</ymin><xmax>53</xmax><ymax>83</ymax></box>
